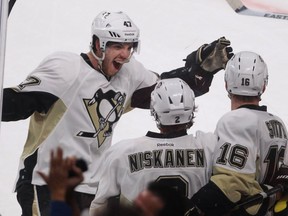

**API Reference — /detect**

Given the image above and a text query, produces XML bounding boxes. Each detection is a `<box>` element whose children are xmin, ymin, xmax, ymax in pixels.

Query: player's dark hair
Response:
<box><xmin>91</xmin><ymin>35</ymin><xmax>99</xmax><ymax>53</ymax></box>
<box><xmin>160</xmin><ymin>106</ymin><xmax>197</xmax><ymax>131</ymax></box>
<box><xmin>231</xmin><ymin>94</ymin><xmax>261</xmax><ymax>102</ymax></box>
<box><xmin>99</xmin><ymin>201</ymin><xmax>140</xmax><ymax>216</ymax></box>
<box><xmin>147</xmin><ymin>181</ymin><xmax>186</xmax><ymax>216</ymax></box>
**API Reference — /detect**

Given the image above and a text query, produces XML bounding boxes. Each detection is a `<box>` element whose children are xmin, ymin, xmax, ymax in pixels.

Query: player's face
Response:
<box><xmin>133</xmin><ymin>189</ymin><xmax>164</xmax><ymax>216</ymax></box>
<box><xmin>101</xmin><ymin>42</ymin><xmax>135</xmax><ymax>77</ymax></box>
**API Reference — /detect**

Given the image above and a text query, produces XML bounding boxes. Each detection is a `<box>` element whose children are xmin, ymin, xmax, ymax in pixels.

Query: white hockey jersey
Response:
<box><xmin>211</xmin><ymin>105</ymin><xmax>288</xmax><ymax>214</ymax></box>
<box><xmin>13</xmin><ymin>51</ymin><xmax>158</xmax><ymax>194</ymax></box>
<box><xmin>90</xmin><ymin>130</ymin><xmax>217</xmax><ymax>214</ymax></box>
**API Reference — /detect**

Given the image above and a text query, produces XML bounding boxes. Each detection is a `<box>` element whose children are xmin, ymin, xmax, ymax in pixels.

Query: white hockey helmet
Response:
<box><xmin>225</xmin><ymin>51</ymin><xmax>268</xmax><ymax>96</ymax></box>
<box><xmin>150</xmin><ymin>78</ymin><xmax>195</xmax><ymax>127</ymax></box>
<box><xmin>91</xmin><ymin>11</ymin><xmax>140</xmax><ymax>52</ymax></box>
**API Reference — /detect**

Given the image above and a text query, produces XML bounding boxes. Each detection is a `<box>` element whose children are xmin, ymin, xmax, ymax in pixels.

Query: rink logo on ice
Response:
<box><xmin>77</xmin><ymin>89</ymin><xmax>126</xmax><ymax>147</ymax></box>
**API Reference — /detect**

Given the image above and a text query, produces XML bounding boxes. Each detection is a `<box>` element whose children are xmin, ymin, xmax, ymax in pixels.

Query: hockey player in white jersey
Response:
<box><xmin>89</xmin><ymin>78</ymin><xmax>217</xmax><ymax>216</ymax></box>
<box><xmin>1</xmin><ymin>11</ymin><xmax>233</xmax><ymax>216</ymax></box>
<box><xmin>190</xmin><ymin>51</ymin><xmax>288</xmax><ymax>216</ymax></box>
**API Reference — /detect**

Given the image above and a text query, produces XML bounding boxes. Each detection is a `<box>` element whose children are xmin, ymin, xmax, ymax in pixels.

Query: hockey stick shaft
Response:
<box><xmin>233</xmin><ymin>146</ymin><xmax>288</xmax><ymax>211</ymax></box>
<box><xmin>234</xmin><ymin>184</ymin><xmax>284</xmax><ymax>210</ymax></box>
<box><xmin>226</xmin><ymin>0</ymin><xmax>288</xmax><ymax>21</ymax></box>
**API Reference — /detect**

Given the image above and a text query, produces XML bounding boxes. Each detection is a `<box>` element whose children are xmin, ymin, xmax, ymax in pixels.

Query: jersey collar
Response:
<box><xmin>81</xmin><ymin>53</ymin><xmax>111</xmax><ymax>81</ymax></box>
<box><xmin>146</xmin><ymin>130</ymin><xmax>188</xmax><ymax>139</ymax></box>
<box><xmin>238</xmin><ymin>104</ymin><xmax>267</xmax><ymax>111</ymax></box>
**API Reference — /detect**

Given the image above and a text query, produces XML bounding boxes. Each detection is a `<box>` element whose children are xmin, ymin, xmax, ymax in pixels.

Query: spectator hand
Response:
<box><xmin>37</xmin><ymin>147</ymin><xmax>85</xmax><ymax>201</ymax></box>
<box><xmin>184</xmin><ymin>37</ymin><xmax>234</xmax><ymax>74</ymax></box>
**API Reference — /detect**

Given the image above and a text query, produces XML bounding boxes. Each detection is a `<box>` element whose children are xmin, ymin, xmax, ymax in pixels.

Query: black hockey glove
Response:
<box><xmin>184</xmin><ymin>36</ymin><xmax>234</xmax><ymax>74</ymax></box>
<box><xmin>273</xmin><ymin>165</ymin><xmax>288</xmax><ymax>191</ymax></box>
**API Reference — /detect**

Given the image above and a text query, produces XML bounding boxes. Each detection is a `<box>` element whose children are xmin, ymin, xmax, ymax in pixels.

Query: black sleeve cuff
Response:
<box><xmin>160</xmin><ymin>67</ymin><xmax>213</xmax><ymax>97</ymax></box>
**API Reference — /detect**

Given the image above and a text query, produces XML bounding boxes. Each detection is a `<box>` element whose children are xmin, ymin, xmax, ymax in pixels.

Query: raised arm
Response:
<box><xmin>131</xmin><ymin>37</ymin><xmax>233</xmax><ymax>109</ymax></box>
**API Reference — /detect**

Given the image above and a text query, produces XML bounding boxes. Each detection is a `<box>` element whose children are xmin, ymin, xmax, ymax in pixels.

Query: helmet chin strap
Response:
<box><xmin>125</xmin><ymin>51</ymin><xmax>133</xmax><ymax>63</ymax></box>
<box><xmin>90</xmin><ymin>46</ymin><xmax>108</xmax><ymax>78</ymax></box>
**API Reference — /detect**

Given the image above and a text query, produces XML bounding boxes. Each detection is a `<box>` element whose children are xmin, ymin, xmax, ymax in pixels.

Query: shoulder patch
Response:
<box><xmin>18</xmin><ymin>76</ymin><xmax>41</xmax><ymax>90</ymax></box>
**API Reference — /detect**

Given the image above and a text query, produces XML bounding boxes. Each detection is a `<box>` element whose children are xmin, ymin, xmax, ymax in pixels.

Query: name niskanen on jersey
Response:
<box><xmin>128</xmin><ymin>148</ymin><xmax>205</xmax><ymax>173</ymax></box>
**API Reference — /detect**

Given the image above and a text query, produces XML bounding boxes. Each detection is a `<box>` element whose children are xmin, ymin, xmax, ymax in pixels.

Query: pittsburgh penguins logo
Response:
<box><xmin>77</xmin><ymin>89</ymin><xmax>126</xmax><ymax>147</ymax></box>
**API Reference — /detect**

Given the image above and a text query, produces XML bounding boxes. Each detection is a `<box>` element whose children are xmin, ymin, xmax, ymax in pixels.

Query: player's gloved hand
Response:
<box><xmin>184</xmin><ymin>37</ymin><xmax>234</xmax><ymax>74</ymax></box>
<box><xmin>272</xmin><ymin>165</ymin><xmax>288</xmax><ymax>216</ymax></box>
<box><xmin>272</xmin><ymin>165</ymin><xmax>288</xmax><ymax>191</ymax></box>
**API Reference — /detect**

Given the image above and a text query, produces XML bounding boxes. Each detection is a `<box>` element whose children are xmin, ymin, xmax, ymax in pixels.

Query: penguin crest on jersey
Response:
<box><xmin>77</xmin><ymin>89</ymin><xmax>126</xmax><ymax>147</ymax></box>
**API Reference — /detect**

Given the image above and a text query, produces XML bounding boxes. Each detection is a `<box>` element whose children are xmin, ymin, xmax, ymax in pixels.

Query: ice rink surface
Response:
<box><xmin>0</xmin><ymin>0</ymin><xmax>288</xmax><ymax>215</ymax></box>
